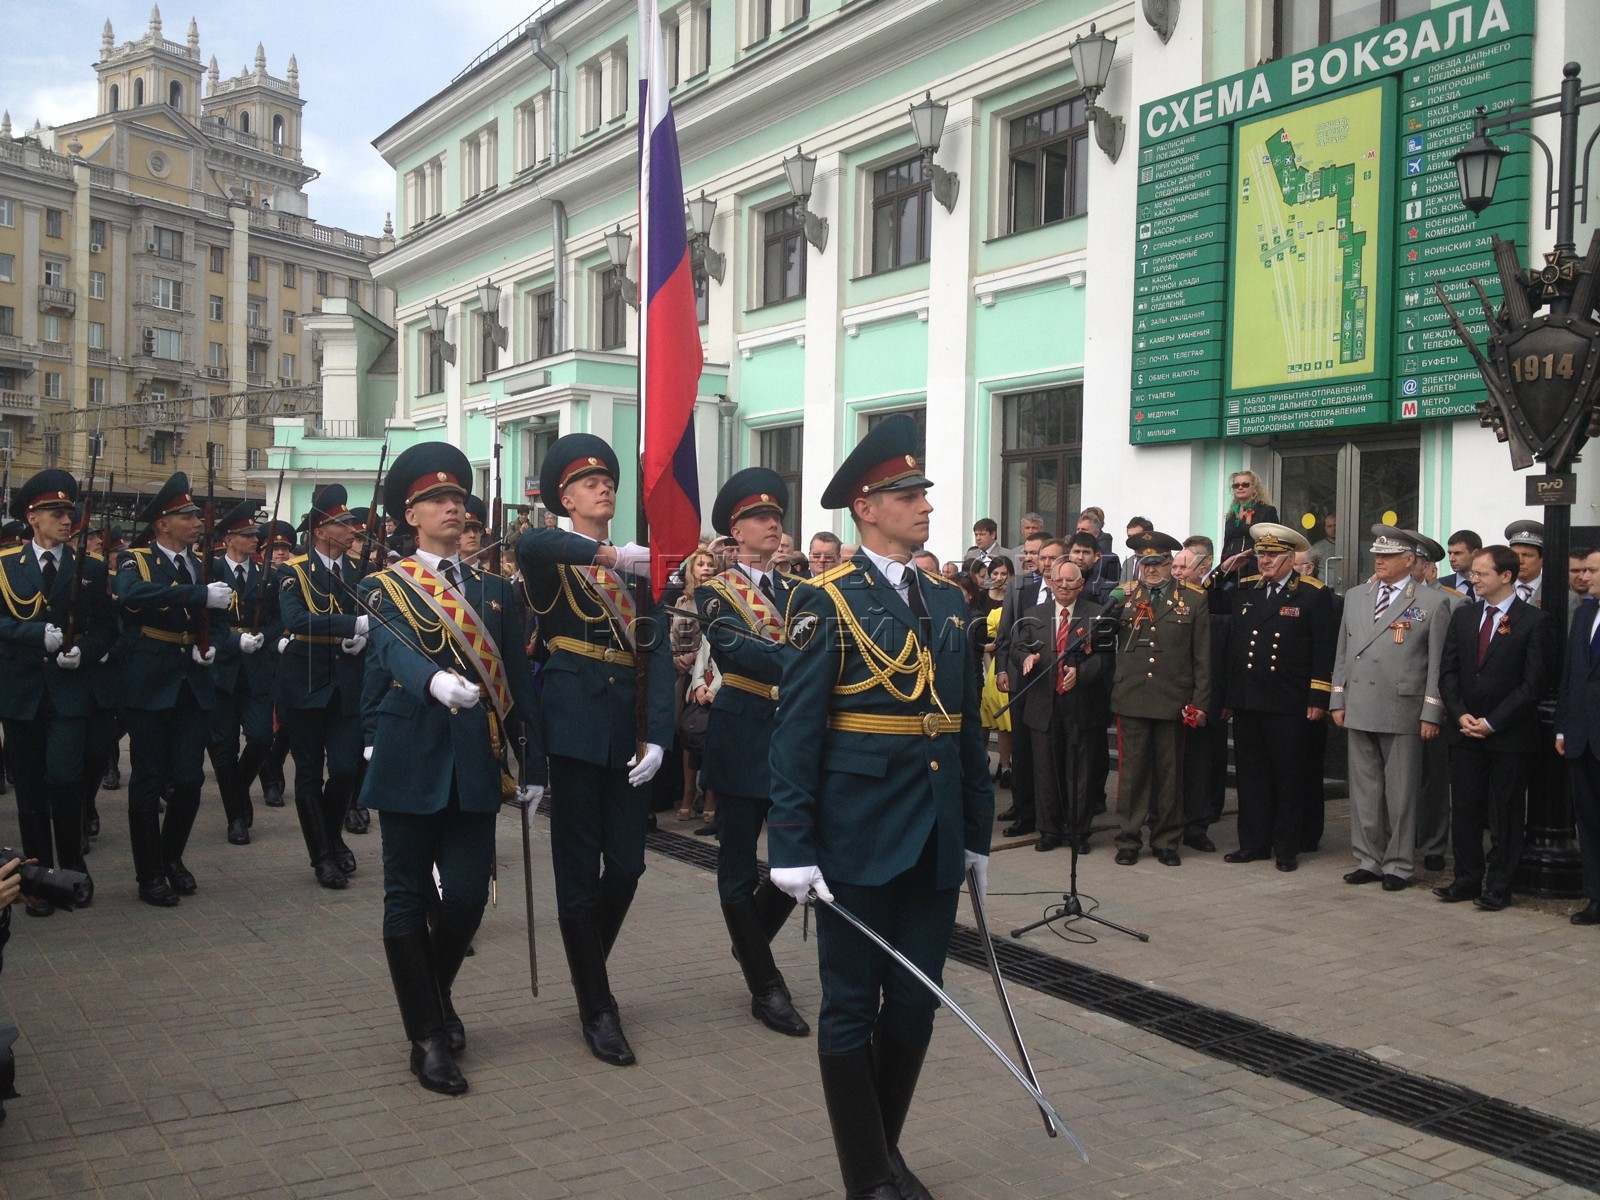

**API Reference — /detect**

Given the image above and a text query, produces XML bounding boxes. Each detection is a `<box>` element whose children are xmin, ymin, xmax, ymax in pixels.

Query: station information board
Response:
<box><xmin>1130</xmin><ymin>0</ymin><xmax>1533</xmax><ymax>444</ymax></box>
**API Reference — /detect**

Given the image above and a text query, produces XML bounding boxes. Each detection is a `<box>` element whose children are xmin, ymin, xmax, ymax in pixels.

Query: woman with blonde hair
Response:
<box><xmin>672</xmin><ymin>548</ymin><xmax>721</xmax><ymax>822</ymax></box>
<box><xmin>1220</xmin><ymin>469</ymin><xmax>1279</xmax><ymax>578</ymax></box>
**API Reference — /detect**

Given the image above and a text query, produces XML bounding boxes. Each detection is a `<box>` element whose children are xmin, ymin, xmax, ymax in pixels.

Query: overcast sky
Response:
<box><xmin>1</xmin><ymin>1</ymin><xmax>526</xmax><ymax>234</ymax></box>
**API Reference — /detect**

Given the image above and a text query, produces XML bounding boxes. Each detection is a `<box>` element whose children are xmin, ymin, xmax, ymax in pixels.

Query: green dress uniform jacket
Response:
<box><xmin>768</xmin><ymin>557</ymin><xmax>994</xmax><ymax>891</ymax></box>
<box><xmin>0</xmin><ymin>544</ymin><xmax>115</xmax><ymax>720</ymax></box>
<box><xmin>275</xmin><ymin>551</ymin><xmax>366</xmax><ymax>711</ymax></box>
<box><xmin>357</xmin><ymin>563</ymin><xmax>545</xmax><ymax>814</ymax></box>
<box><xmin>694</xmin><ymin>567</ymin><xmax>792</xmax><ymax>798</ymax></box>
<box><xmin>1111</xmin><ymin>580</ymin><xmax>1213</xmax><ymax>719</ymax></box>
<box><xmin>115</xmin><ymin>546</ymin><xmax>229</xmax><ymax>711</ymax></box>
<box><xmin>211</xmin><ymin>555</ymin><xmax>281</xmax><ymax>696</ymax></box>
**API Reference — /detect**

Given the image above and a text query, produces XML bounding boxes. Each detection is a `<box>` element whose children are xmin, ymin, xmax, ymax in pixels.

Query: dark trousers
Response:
<box><xmin>1088</xmin><ymin>721</ymin><xmax>1111</xmax><ymax>815</ymax></box>
<box><xmin>378</xmin><ymin>788</ymin><xmax>496</xmax><ymax>939</ymax></box>
<box><xmin>3</xmin><ymin>700</ymin><xmax>87</xmax><ymax>872</ymax></box>
<box><xmin>1031</xmin><ymin>716</ymin><xmax>1095</xmax><ymax>842</ymax></box>
<box><xmin>1008</xmin><ymin>721</ymin><xmax>1036</xmax><ymax>823</ymax></box>
<box><xmin>813</xmin><ymin>834</ymin><xmax>959</xmax><ymax>1054</ymax></box>
<box><xmin>1303</xmin><ymin>717</ymin><xmax>1329</xmax><ymax>849</ymax></box>
<box><xmin>547</xmin><ymin>754</ymin><xmax>648</xmax><ymax>918</ymax></box>
<box><xmin>1114</xmin><ymin>716</ymin><xmax>1185</xmax><ymax>851</ymax></box>
<box><xmin>280</xmin><ymin>704</ymin><xmax>361</xmax><ymax>866</ymax></box>
<box><xmin>716</xmin><ymin>789</ymin><xmax>772</xmax><ymax>903</ymax></box>
<box><xmin>1572</xmin><ymin>749</ymin><xmax>1600</xmax><ymax>903</ymax></box>
<box><xmin>124</xmin><ymin>690</ymin><xmax>209</xmax><ymax>882</ymax></box>
<box><xmin>1183</xmin><ymin>717</ymin><xmax>1228</xmax><ymax>839</ymax></box>
<box><xmin>207</xmin><ymin>682</ymin><xmax>273</xmax><ymax>765</ymax></box>
<box><xmin>1234</xmin><ymin>709</ymin><xmax>1311</xmax><ymax>859</ymax></box>
<box><xmin>1448</xmin><ymin>743</ymin><xmax>1529</xmax><ymax>894</ymax></box>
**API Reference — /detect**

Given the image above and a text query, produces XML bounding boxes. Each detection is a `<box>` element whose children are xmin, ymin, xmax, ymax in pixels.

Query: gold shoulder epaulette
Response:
<box><xmin>285</xmin><ymin>554</ymin><xmax>309</xmax><ymax>566</ymax></box>
<box><xmin>1239</xmin><ymin>573</ymin><xmax>1262</xmax><ymax>585</ymax></box>
<box><xmin>1298</xmin><ymin>574</ymin><xmax>1327</xmax><ymax>589</ymax></box>
<box><xmin>0</xmin><ymin>545</ymin><xmax>22</xmax><ymax>558</ymax></box>
<box><xmin>776</xmin><ymin>570</ymin><xmax>806</xmax><ymax>584</ymax></box>
<box><xmin>808</xmin><ymin>561</ymin><xmax>857</xmax><ymax>587</ymax></box>
<box><xmin>89</xmin><ymin>551</ymin><xmax>105</xmax><ymax>562</ymax></box>
<box><xmin>1182</xmin><ymin>580</ymin><xmax>1205</xmax><ymax>593</ymax></box>
<box><xmin>919</xmin><ymin>568</ymin><xmax>948</xmax><ymax>587</ymax></box>
<box><xmin>1438</xmin><ymin>582</ymin><xmax>1464</xmax><ymax>597</ymax></box>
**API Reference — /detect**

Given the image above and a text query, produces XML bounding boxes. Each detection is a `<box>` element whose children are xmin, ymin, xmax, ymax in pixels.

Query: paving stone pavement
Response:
<box><xmin>1</xmin><ymin>758</ymin><xmax>1596</xmax><ymax>1198</ymax></box>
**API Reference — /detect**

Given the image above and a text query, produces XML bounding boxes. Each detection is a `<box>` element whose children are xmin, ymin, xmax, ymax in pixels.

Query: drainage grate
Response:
<box><xmin>644</xmin><ymin>826</ymin><xmax>1600</xmax><ymax>1191</ymax></box>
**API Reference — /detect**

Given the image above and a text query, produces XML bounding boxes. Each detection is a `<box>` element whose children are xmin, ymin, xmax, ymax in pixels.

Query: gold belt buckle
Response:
<box><xmin>768</xmin><ymin>684</ymin><xmax>780</xmax><ymax>700</ymax></box>
<box><xmin>920</xmin><ymin>712</ymin><xmax>940</xmax><ymax>738</ymax></box>
<box><xmin>602</xmin><ymin>647</ymin><xmax>619</xmax><ymax>663</ymax></box>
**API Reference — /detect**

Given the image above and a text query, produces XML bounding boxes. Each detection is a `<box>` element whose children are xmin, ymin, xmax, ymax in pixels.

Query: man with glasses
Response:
<box><xmin>807</xmin><ymin>531</ymin><xmax>842</xmax><ymax>576</ymax></box>
<box><xmin>993</xmin><ymin>533</ymin><xmax>1058</xmax><ymax>836</ymax></box>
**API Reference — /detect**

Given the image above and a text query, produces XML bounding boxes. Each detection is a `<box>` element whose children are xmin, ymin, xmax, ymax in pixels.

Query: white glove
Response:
<box><xmin>340</xmin><ymin>634</ymin><xmax>368</xmax><ymax>655</ymax></box>
<box><xmin>191</xmin><ymin>645</ymin><xmax>217</xmax><ymax>665</ymax></box>
<box><xmin>276</xmin><ymin>636</ymin><xmax>290</xmax><ymax>654</ymax></box>
<box><xmin>965</xmin><ymin>850</ymin><xmax>990</xmax><ymax>904</ymax></box>
<box><xmin>770</xmin><ymin>865</ymin><xmax>832</xmax><ymax>904</ymax></box>
<box><xmin>238</xmin><ymin>632</ymin><xmax>265</xmax><ymax>655</ymax></box>
<box><xmin>515</xmin><ymin>784</ymin><xmax>544</xmax><ymax>806</ymax></box>
<box><xmin>363</xmin><ymin>745</ymin><xmax>373</xmax><ymax>762</ymax></box>
<box><xmin>205</xmin><ymin>581</ymin><xmax>234</xmax><ymax>610</ymax></box>
<box><xmin>428</xmin><ymin>671</ymin><xmax>480</xmax><ymax>709</ymax></box>
<box><xmin>626</xmin><ymin>742</ymin><xmax>665</xmax><ymax>786</ymax></box>
<box><xmin>42</xmin><ymin>623</ymin><xmax>64</xmax><ymax>653</ymax></box>
<box><xmin>55</xmin><ymin>646</ymin><xmax>82</xmax><ymax>671</ymax></box>
<box><xmin>354</xmin><ymin>614</ymin><xmax>370</xmax><ymax>636</ymax></box>
<box><xmin>612</xmin><ymin>542</ymin><xmax>651</xmax><ymax>578</ymax></box>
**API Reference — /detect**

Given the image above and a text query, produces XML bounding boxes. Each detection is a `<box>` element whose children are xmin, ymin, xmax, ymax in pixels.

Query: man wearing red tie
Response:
<box><xmin>1436</xmin><ymin>545</ymin><xmax>1551</xmax><ymax>910</ymax></box>
<box><xmin>1015</xmin><ymin>561</ymin><xmax>1112</xmax><ymax>853</ymax></box>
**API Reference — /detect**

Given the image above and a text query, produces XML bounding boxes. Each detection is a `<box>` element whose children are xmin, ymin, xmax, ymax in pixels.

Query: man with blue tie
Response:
<box><xmin>1557</xmin><ymin>547</ymin><xmax>1600</xmax><ymax>925</ymax></box>
<box><xmin>0</xmin><ymin>471</ymin><xmax>113</xmax><ymax>914</ymax></box>
<box><xmin>206</xmin><ymin>500</ymin><xmax>272</xmax><ymax>847</ymax></box>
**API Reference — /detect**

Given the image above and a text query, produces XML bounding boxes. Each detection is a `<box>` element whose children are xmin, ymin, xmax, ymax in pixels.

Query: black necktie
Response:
<box><xmin>442</xmin><ymin>559</ymin><xmax>459</xmax><ymax>589</ymax></box>
<box><xmin>40</xmin><ymin>551</ymin><xmax>56</xmax><ymax>594</ymax></box>
<box><xmin>235</xmin><ymin>564</ymin><xmax>247</xmax><ymax>588</ymax></box>
<box><xmin>759</xmin><ymin>572</ymin><xmax>776</xmax><ymax>603</ymax></box>
<box><xmin>175</xmin><ymin>553</ymin><xmax>192</xmax><ymax>585</ymax></box>
<box><xmin>903</xmin><ymin>566</ymin><xmax>930</xmax><ymax>636</ymax></box>
<box><xmin>330</xmin><ymin>559</ymin><xmax>342</xmax><ymax>589</ymax></box>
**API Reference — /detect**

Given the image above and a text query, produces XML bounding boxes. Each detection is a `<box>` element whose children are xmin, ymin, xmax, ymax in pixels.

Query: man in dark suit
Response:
<box><xmin>1437</xmin><ymin>544</ymin><xmax>1550</xmax><ymax>910</ymax></box>
<box><xmin>992</xmin><ymin>532</ymin><xmax>1056</xmax><ymax>835</ymax></box>
<box><xmin>1014</xmin><ymin>560</ymin><xmax>1111</xmax><ymax>852</ymax></box>
<box><xmin>1438</xmin><ymin>529</ymin><xmax>1483</xmax><ymax>600</ymax></box>
<box><xmin>1557</xmin><ymin>549</ymin><xmax>1600</xmax><ymax>925</ymax></box>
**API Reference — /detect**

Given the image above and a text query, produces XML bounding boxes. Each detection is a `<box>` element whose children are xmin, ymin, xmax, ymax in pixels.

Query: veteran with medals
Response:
<box><xmin>514</xmin><ymin>434</ymin><xmax>674</xmax><ymax>1067</ymax></box>
<box><xmin>696</xmin><ymin>468</ymin><xmax>808</xmax><ymax>1038</ymax></box>
<box><xmin>355</xmin><ymin>444</ymin><xmax>544</xmax><ymax>1096</ymax></box>
<box><xmin>768</xmin><ymin>415</ymin><xmax>994</xmax><ymax>1200</ymax></box>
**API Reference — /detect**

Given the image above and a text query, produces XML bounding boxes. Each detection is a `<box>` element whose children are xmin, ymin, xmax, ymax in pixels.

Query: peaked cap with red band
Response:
<box><xmin>712</xmin><ymin>467</ymin><xmax>788</xmax><ymax>536</ymax></box>
<box><xmin>538</xmin><ymin>433</ymin><xmax>620</xmax><ymax>512</ymax></box>
<box><xmin>9</xmin><ymin>469</ymin><xmax>78</xmax><ymax>521</ymax></box>
<box><xmin>136</xmin><ymin>472</ymin><xmax>201</xmax><ymax>524</ymax></box>
<box><xmin>819</xmin><ymin>413</ymin><xmax>933</xmax><ymax>510</ymax></box>
<box><xmin>383</xmin><ymin>442</ymin><xmax>472</xmax><ymax>533</ymax></box>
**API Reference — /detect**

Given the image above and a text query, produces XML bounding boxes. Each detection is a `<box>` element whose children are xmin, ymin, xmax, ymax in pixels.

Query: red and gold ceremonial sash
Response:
<box><xmin>388</xmin><ymin>559</ymin><xmax>514</xmax><ymax>725</ymax></box>
<box><xmin>568</xmin><ymin>563</ymin><xmax>642</xmax><ymax>650</ymax></box>
<box><xmin>711</xmin><ymin>568</ymin><xmax>785</xmax><ymax>642</ymax></box>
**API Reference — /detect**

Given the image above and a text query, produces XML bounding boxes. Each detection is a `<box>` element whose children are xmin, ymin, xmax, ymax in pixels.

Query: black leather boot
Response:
<box><xmin>874</xmin><ymin>1033</ymin><xmax>934</xmax><ymax>1200</ymax></box>
<box><xmin>559</xmin><ymin>913</ymin><xmax>636</xmax><ymax>1066</ymax></box>
<box><xmin>236</xmin><ymin>742</ymin><xmax>268</xmax><ymax>827</ymax></box>
<box><xmin>431</xmin><ymin>923</ymin><xmax>475</xmax><ymax>1055</ymax></box>
<box><xmin>293</xmin><ymin>787</ymin><xmax>344</xmax><ymax>888</ymax></box>
<box><xmin>383</xmin><ymin>930</ymin><xmax>468</xmax><ymax>1095</ymax></box>
<box><xmin>596</xmin><ymin>885</ymin><xmax>635</xmax><ymax>960</ymax></box>
<box><xmin>723</xmin><ymin>898</ymin><xmax>808</xmax><ymax>1037</ymax></box>
<box><xmin>752</xmin><ymin>880</ymin><xmax>799</xmax><ymax>941</ymax></box>
<box><xmin>818</xmin><ymin>1048</ymin><xmax>900</xmax><ymax>1199</ymax></box>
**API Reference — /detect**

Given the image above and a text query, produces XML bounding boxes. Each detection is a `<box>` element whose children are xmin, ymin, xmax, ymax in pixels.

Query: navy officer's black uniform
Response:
<box><xmin>695</xmin><ymin>469</ymin><xmax>807</xmax><ymax>1037</ymax></box>
<box><xmin>357</xmin><ymin>443</ymin><xmax>544</xmax><ymax>1095</ymax></box>
<box><xmin>0</xmin><ymin>471</ymin><xmax>113</xmax><ymax>911</ymax></box>
<box><xmin>768</xmin><ymin>416</ymin><xmax>994</xmax><ymax>1200</ymax></box>
<box><xmin>515</xmin><ymin>435</ymin><xmax>674</xmax><ymax>1068</ymax></box>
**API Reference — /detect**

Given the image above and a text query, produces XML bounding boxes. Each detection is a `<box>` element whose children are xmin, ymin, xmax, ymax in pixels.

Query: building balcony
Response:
<box><xmin>246</xmin><ymin>323</ymin><xmax>273</xmax><ymax>346</ymax></box>
<box><xmin>38</xmin><ymin>285</ymin><xmax>76</xmax><ymax>315</ymax></box>
<box><xmin>0</xmin><ymin>389</ymin><xmax>41</xmax><ymax>414</ymax></box>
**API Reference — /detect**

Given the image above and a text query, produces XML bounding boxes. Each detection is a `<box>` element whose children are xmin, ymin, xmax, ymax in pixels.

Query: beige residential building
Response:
<box><xmin>0</xmin><ymin>7</ymin><xmax>392</xmax><ymax>508</ymax></box>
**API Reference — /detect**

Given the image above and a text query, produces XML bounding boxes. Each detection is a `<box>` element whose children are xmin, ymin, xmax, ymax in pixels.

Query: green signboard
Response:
<box><xmin>1129</xmin><ymin>0</ymin><xmax>1534</xmax><ymax>445</ymax></box>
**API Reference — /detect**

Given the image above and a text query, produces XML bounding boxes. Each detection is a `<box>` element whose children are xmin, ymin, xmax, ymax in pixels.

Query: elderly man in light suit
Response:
<box><xmin>1331</xmin><ymin>527</ymin><xmax>1450</xmax><ymax>890</ymax></box>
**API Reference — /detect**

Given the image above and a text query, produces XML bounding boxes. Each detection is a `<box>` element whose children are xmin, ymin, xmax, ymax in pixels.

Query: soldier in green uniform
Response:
<box><xmin>0</xmin><ymin>471</ymin><xmax>113</xmax><ymax>913</ymax></box>
<box><xmin>116</xmin><ymin>473</ymin><xmax>234</xmax><ymax>906</ymax></box>
<box><xmin>205</xmin><ymin>500</ymin><xmax>273</xmax><ymax>847</ymax></box>
<box><xmin>695</xmin><ymin>468</ymin><xmax>807</xmax><ymax>1037</ymax></box>
<box><xmin>1111</xmin><ymin>530</ymin><xmax>1212</xmax><ymax>867</ymax></box>
<box><xmin>768</xmin><ymin>415</ymin><xmax>993</xmax><ymax>1200</ymax></box>
<box><xmin>277</xmin><ymin>486</ymin><xmax>368</xmax><ymax>890</ymax></box>
<box><xmin>357</xmin><ymin>443</ymin><xmax>544</xmax><ymax>1095</ymax></box>
<box><xmin>514</xmin><ymin>434</ymin><xmax>674</xmax><ymax>1067</ymax></box>
<box><xmin>256</xmin><ymin>519</ymin><xmax>299</xmax><ymax>810</ymax></box>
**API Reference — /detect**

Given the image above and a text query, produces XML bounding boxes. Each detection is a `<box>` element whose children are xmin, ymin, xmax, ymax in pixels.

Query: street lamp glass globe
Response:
<box><xmin>1452</xmin><ymin>132</ymin><xmax>1508</xmax><ymax>215</ymax></box>
<box><xmin>1068</xmin><ymin>22</ymin><xmax>1118</xmax><ymax>105</ymax></box>
<box><xmin>604</xmin><ymin>225</ymin><xmax>632</xmax><ymax>268</ymax></box>
<box><xmin>688</xmin><ymin>190</ymin><xmax>718</xmax><ymax>237</ymax></box>
<box><xmin>782</xmin><ymin>146</ymin><xmax>817</xmax><ymax>201</ymax></box>
<box><xmin>425</xmin><ymin>299</ymin><xmax>447</xmax><ymax>334</ymax></box>
<box><xmin>909</xmin><ymin>92</ymin><xmax>948</xmax><ymax>153</ymax></box>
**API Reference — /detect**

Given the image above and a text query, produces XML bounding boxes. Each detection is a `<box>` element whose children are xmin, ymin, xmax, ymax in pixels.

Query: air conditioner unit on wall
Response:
<box><xmin>89</xmin><ymin>242</ymin><xmax>103</xmax><ymax>254</ymax></box>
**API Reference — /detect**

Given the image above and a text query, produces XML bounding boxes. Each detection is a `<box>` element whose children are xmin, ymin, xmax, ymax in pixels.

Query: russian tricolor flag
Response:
<box><xmin>638</xmin><ymin>0</ymin><xmax>704</xmax><ymax>597</ymax></box>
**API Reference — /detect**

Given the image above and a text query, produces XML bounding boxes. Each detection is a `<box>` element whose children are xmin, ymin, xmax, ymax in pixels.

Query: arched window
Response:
<box><xmin>239</xmin><ymin>111</ymin><xmax>250</xmax><ymax>133</ymax></box>
<box><xmin>272</xmin><ymin>115</ymin><xmax>285</xmax><ymax>147</ymax></box>
<box><xmin>108</xmin><ymin>83</ymin><xmax>119</xmax><ymax>112</ymax></box>
<box><xmin>132</xmin><ymin>77</ymin><xmax>144</xmax><ymax>106</ymax></box>
<box><xmin>169</xmin><ymin>80</ymin><xmax>182</xmax><ymax>110</ymax></box>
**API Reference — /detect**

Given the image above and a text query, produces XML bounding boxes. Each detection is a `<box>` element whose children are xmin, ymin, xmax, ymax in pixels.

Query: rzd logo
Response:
<box><xmin>1400</xmin><ymin>399</ymin><xmax>1419</xmax><ymax>419</ymax></box>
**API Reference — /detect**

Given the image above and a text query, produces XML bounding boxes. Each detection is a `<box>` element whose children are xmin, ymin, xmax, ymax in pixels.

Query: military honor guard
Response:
<box><xmin>0</xmin><ymin>471</ymin><xmax>114</xmax><ymax>913</ymax></box>
<box><xmin>116</xmin><ymin>473</ymin><xmax>234</xmax><ymax>905</ymax></box>
<box><xmin>204</xmin><ymin>500</ymin><xmax>273</xmax><ymax>846</ymax></box>
<box><xmin>767</xmin><ymin>415</ymin><xmax>993</xmax><ymax>1200</ymax></box>
<box><xmin>514</xmin><ymin>435</ymin><xmax>674</xmax><ymax>1067</ymax></box>
<box><xmin>1330</xmin><ymin>527</ymin><xmax>1450</xmax><ymax>890</ymax></box>
<box><xmin>695</xmin><ymin>468</ymin><xmax>808</xmax><ymax>1037</ymax></box>
<box><xmin>1109</xmin><ymin>531</ymin><xmax>1212</xmax><ymax>867</ymax></box>
<box><xmin>1220</xmin><ymin>523</ymin><xmax>1336</xmax><ymax>872</ymax></box>
<box><xmin>276</xmin><ymin>486</ymin><xmax>368</xmax><ymax>890</ymax></box>
<box><xmin>459</xmin><ymin>495</ymin><xmax>487</xmax><ymax>561</ymax></box>
<box><xmin>354</xmin><ymin>444</ymin><xmax>543</xmax><ymax>1095</ymax></box>
<box><xmin>255</xmin><ymin>519</ymin><xmax>299</xmax><ymax>810</ymax></box>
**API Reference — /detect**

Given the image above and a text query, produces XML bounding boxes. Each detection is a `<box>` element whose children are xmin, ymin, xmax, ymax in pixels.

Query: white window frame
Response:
<box><xmin>514</xmin><ymin>92</ymin><xmax>551</xmax><ymax>172</ymax></box>
<box><xmin>152</xmin><ymin>276</ymin><xmax>182</xmax><ymax>310</ymax></box>
<box><xmin>0</xmin><ymin>197</ymin><xmax>15</xmax><ymax>227</ymax></box>
<box><xmin>43</xmin><ymin>259</ymin><xmax>66</xmax><ymax>287</ymax></box>
<box><xmin>282</xmin><ymin>309</ymin><xmax>296</xmax><ymax>334</ymax></box>
<box><xmin>153</xmin><ymin>328</ymin><xmax>182</xmax><ymax>359</ymax></box>
<box><xmin>281</xmin><ymin>352</ymin><xmax>297</xmax><ymax>379</ymax></box>
<box><xmin>43</xmin><ymin>371</ymin><xmax>63</xmax><ymax>399</ymax></box>
<box><xmin>89</xmin><ymin>377</ymin><xmax>106</xmax><ymax>405</ymax></box>
<box><xmin>89</xmin><ymin>270</ymin><xmax>106</xmax><ymax>299</ymax></box>
<box><xmin>209</xmin><ymin>294</ymin><xmax>224</xmax><ymax>321</ymax></box>
<box><xmin>209</xmin><ymin>341</ymin><xmax>226</xmax><ymax>368</ymax></box>
<box><xmin>42</xmin><ymin>314</ymin><xmax>63</xmax><ymax>343</ymax></box>
<box><xmin>88</xmin><ymin>321</ymin><xmax>106</xmax><ymax>350</ymax></box>
<box><xmin>0</xmin><ymin>253</ymin><xmax>12</xmax><ymax>283</ymax></box>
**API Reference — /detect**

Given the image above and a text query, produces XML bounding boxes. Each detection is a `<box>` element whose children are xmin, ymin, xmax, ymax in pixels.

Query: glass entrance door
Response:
<box><xmin>1273</xmin><ymin>435</ymin><xmax>1420</xmax><ymax>595</ymax></box>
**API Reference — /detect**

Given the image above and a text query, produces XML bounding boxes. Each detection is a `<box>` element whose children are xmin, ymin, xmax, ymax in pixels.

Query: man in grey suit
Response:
<box><xmin>1330</xmin><ymin>527</ymin><xmax>1450</xmax><ymax>890</ymax></box>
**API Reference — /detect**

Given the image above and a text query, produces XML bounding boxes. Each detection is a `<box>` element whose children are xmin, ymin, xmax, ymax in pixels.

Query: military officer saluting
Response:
<box><xmin>277</xmin><ymin>485</ymin><xmax>368</xmax><ymax>890</ymax></box>
<box><xmin>1221</xmin><ymin>523</ymin><xmax>1335</xmax><ymax>872</ymax></box>
<box><xmin>1111</xmin><ymin>530</ymin><xmax>1212</xmax><ymax>866</ymax></box>
<box><xmin>696</xmin><ymin>468</ymin><xmax>808</xmax><ymax>1038</ymax></box>
<box><xmin>357</xmin><ymin>443</ymin><xmax>543</xmax><ymax>1095</ymax></box>
<box><xmin>515</xmin><ymin>435</ymin><xmax>674</xmax><ymax>1067</ymax></box>
<box><xmin>768</xmin><ymin>415</ymin><xmax>994</xmax><ymax>1200</ymax></box>
<box><xmin>116</xmin><ymin>472</ymin><xmax>234</xmax><ymax>906</ymax></box>
<box><xmin>205</xmin><ymin>500</ymin><xmax>272</xmax><ymax>847</ymax></box>
<box><xmin>0</xmin><ymin>470</ymin><xmax>114</xmax><ymax>913</ymax></box>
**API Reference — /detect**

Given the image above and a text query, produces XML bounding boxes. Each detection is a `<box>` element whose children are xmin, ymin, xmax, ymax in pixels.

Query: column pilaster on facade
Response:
<box><xmin>924</xmin><ymin>98</ymin><xmax>975</xmax><ymax>556</ymax></box>
<box><xmin>444</xmin><ymin>301</ymin><xmax>463</xmax><ymax>446</ymax></box>
<box><xmin>800</xmin><ymin>150</ymin><xmax>845</xmax><ymax>540</ymax></box>
<box><xmin>228</xmin><ymin>203</ymin><xmax>249</xmax><ymax>395</ymax></box>
<box><xmin>70</xmin><ymin>160</ymin><xmax>94</xmax><ymax>467</ymax></box>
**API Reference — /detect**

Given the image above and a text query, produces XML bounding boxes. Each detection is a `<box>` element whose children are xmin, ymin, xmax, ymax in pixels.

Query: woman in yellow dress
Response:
<box><xmin>978</xmin><ymin>557</ymin><xmax>1014</xmax><ymax>788</ymax></box>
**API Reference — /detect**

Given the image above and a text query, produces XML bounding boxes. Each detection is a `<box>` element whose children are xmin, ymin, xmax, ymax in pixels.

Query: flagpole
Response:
<box><xmin>632</xmin><ymin>0</ymin><xmax>651</xmax><ymax>760</ymax></box>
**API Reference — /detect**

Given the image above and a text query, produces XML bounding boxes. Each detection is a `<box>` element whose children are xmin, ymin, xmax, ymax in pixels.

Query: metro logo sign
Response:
<box><xmin>1400</xmin><ymin>399</ymin><xmax>1419</xmax><ymax>418</ymax></box>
